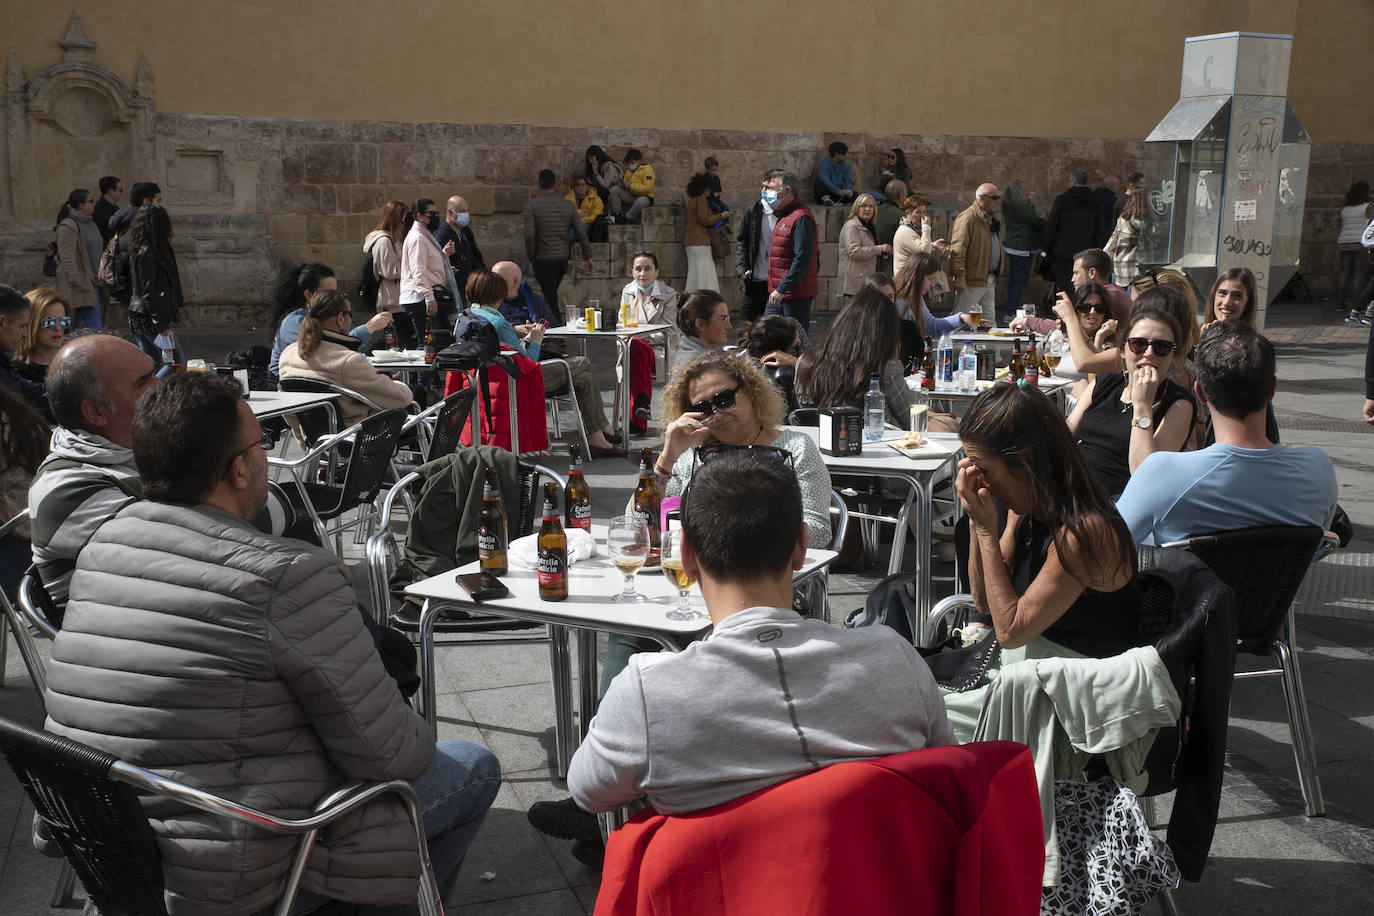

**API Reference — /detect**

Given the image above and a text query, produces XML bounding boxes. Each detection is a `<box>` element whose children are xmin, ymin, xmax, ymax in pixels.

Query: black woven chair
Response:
<box><xmin>1162</xmin><ymin>525</ymin><xmax>1329</xmax><ymax>816</ymax></box>
<box><xmin>0</xmin><ymin>715</ymin><xmax>441</xmax><ymax>916</ymax></box>
<box><xmin>400</xmin><ymin>388</ymin><xmax>477</xmax><ymax>465</ymax></box>
<box><xmin>269</xmin><ymin>408</ymin><xmax>407</xmax><ymax>553</ymax></box>
<box><xmin>276</xmin><ymin>376</ymin><xmax>371</xmax><ymax>449</ymax></box>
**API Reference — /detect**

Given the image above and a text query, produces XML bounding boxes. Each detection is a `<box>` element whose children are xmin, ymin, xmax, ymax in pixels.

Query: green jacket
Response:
<box><xmin>1002</xmin><ymin>199</ymin><xmax>1045</xmax><ymax>250</ymax></box>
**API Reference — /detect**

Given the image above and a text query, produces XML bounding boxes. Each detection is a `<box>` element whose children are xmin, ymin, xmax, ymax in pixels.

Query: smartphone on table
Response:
<box><xmin>456</xmin><ymin>572</ymin><xmax>509</xmax><ymax>602</ymax></box>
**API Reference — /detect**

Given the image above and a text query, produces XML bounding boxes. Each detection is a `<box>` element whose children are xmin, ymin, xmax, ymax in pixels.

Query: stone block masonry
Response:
<box><xmin>3</xmin><ymin>111</ymin><xmax>1370</xmax><ymax>324</ymax></box>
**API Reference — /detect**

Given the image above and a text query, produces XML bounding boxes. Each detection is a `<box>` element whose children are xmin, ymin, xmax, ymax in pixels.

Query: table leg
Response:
<box><xmin>508</xmin><ymin>373</ymin><xmax>520</xmax><ymax>455</ymax></box>
<box><xmin>547</xmin><ymin>625</ymin><xmax>573</xmax><ymax>779</ymax></box>
<box><xmin>577</xmin><ymin>629</ymin><xmax>599</xmax><ymax>743</ymax></box>
<box><xmin>912</xmin><ymin>476</ymin><xmax>934</xmax><ymax>646</ymax></box>
<box><xmin>420</xmin><ymin>599</ymin><xmax>439</xmax><ymax>730</ymax></box>
<box><xmin>616</xmin><ymin>338</ymin><xmax>630</xmax><ymax>447</ymax></box>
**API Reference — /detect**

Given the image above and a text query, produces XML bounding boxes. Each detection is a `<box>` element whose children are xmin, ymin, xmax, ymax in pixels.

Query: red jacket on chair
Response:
<box><xmin>446</xmin><ymin>351</ymin><xmax>549</xmax><ymax>453</ymax></box>
<box><xmin>595</xmin><ymin>741</ymin><xmax>1043</xmax><ymax>916</ymax></box>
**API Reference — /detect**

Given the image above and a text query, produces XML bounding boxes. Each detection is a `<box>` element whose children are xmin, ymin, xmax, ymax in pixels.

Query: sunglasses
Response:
<box><xmin>219</xmin><ymin>428</ymin><xmax>280</xmax><ymax>480</ymax></box>
<box><xmin>981</xmin><ymin>194</ymin><xmax>1001</xmax><ymax>201</ymax></box>
<box><xmin>685</xmin><ymin>386</ymin><xmax>739</xmax><ymax>420</ymax></box>
<box><xmin>1125</xmin><ymin>337</ymin><xmax>1176</xmax><ymax>358</ymax></box>
<box><xmin>1075</xmin><ymin>302</ymin><xmax>1110</xmax><ymax>315</ymax></box>
<box><xmin>39</xmin><ymin>316</ymin><xmax>74</xmax><ymax>330</ymax></box>
<box><xmin>690</xmin><ymin>443</ymin><xmax>795</xmax><ymax>481</ymax></box>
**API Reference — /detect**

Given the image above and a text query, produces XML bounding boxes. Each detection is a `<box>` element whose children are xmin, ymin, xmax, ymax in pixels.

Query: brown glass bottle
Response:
<box><xmin>537</xmin><ymin>482</ymin><xmax>568</xmax><ymax>601</ymax></box>
<box><xmin>423</xmin><ymin>330</ymin><xmax>436</xmax><ymax>364</ymax></box>
<box><xmin>1008</xmin><ymin>339</ymin><xmax>1024</xmax><ymax>381</ymax></box>
<box><xmin>477</xmin><ymin>467</ymin><xmax>507</xmax><ymax>575</ymax></box>
<box><xmin>1023</xmin><ymin>333</ymin><xmax>1039</xmax><ymax>387</ymax></box>
<box><xmin>631</xmin><ymin>447</ymin><xmax>662</xmax><ymax>565</ymax></box>
<box><xmin>564</xmin><ymin>443</ymin><xmax>592</xmax><ymax>532</ymax></box>
<box><xmin>920</xmin><ymin>338</ymin><xmax>936</xmax><ymax>391</ymax></box>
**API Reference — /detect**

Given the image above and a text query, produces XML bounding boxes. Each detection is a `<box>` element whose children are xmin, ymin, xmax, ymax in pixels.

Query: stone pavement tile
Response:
<box><xmin>1294</xmin><ymin>616</ymin><xmax>1374</xmax><ymax>662</ymax></box>
<box><xmin>1228</xmin><ymin>675</ymin><xmax>1374</xmax><ymax>770</ymax></box>
<box><xmin>429</xmin><ymin>692</ymin><xmax>488</xmax><ymax>748</ymax></box>
<box><xmin>436</xmin><ymin>638</ymin><xmax>563</xmax><ymax>693</ymax></box>
<box><xmin>572</xmin><ymin>882</ymin><xmax>599</xmax><ymax>912</ymax></box>
<box><xmin>450</xmin><ymin>887</ymin><xmax>587</xmax><ymax>915</ymax></box>
<box><xmin>463</xmin><ymin>683</ymin><xmax>563</xmax><ymax>775</ymax></box>
<box><xmin>448</xmin><ymin>781</ymin><xmax>575</xmax><ymax>909</ymax></box>
<box><xmin>506</xmin><ymin>771</ymin><xmax>602</xmax><ymax>889</ymax></box>
<box><xmin>0</xmin><ymin>836</ymin><xmax>71</xmax><ymax>914</ymax></box>
<box><xmin>1290</xmin><ymin>757</ymin><xmax>1374</xmax><ymax>861</ymax></box>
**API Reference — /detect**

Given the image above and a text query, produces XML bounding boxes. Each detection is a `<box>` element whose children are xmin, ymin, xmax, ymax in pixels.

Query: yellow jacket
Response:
<box><xmin>624</xmin><ymin>163</ymin><xmax>655</xmax><ymax>198</ymax></box>
<box><xmin>566</xmin><ymin>189</ymin><xmax>604</xmax><ymax>224</ymax></box>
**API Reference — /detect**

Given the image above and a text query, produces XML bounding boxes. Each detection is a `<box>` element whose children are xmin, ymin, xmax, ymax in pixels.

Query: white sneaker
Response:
<box><xmin>1346</xmin><ymin>310</ymin><xmax>1371</xmax><ymax>325</ymax></box>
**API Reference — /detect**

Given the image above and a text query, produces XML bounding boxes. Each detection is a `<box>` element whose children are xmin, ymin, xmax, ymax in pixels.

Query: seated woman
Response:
<box><xmin>739</xmin><ymin>313</ymin><xmax>803</xmax><ymax>409</ymax></box>
<box><xmin>671</xmin><ymin>290</ymin><xmax>732</xmax><ymax>375</ymax></box>
<box><xmin>619</xmin><ymin>251</ymin><xmax>679</xmax><ymax>433</ymax></box>
<box><xmin>1066</xmin><ymin>294</ymin><xmax>1197</xmax><ymax>498</ymax></box>
<box><xmin>466</xmin><ymin>271</ymin><xmax>625</xmax><ymax>457</ymax></box>
<box><xmin>942</xmin><ymin>381</ymin><xmax>1140</xmax><ymax>741</ymax></box>
<box><xmin>795</xmin><ymin>287</ymin><xmax>958</xmax><ymax>432</ymax></box>
<box><xmin>566</xmin><ymin>176</ymin><xmax>606</xmax><ymax>244</ymax></box>
<box><xmin>277</xmin><ymin>289</ymin><xmax>414</xmax><ymax>430</ymax></box>
<box><xmin>16</xmin><ymin>288</ymin><xmax>73</xmax><ymax>383</ymax></box>
<box><xmin>1043</xmin><ymin>282</ymin><xmax>1115</xmax><ymax>386</ymax></box>
<box><xmin>891</xmin><ymin>254</ymin><xmax>980</xmax><ymax>367</ymax></box>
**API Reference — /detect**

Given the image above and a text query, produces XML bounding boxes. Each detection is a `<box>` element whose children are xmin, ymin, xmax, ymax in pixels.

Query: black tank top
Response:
<box><xmin>1010</xmin><ymin>514</ymin><xmax>1140</xmax><ymax>658</ymax></box>
<box><xmin>1076</xmin><ymin>372</ymin><xmax>1194</xmax><ymax>497</ymax></box>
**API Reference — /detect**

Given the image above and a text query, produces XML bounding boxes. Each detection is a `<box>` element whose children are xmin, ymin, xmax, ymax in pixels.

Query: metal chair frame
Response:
<box><xmin>540</xmin><ymin>357</ymin><xmax>591</xmax><ymax>456</ymax></box>
<box><xmin>0</xmin><ymin>715</ymin><xmax>443</xmax><ymax>916</ymax></box>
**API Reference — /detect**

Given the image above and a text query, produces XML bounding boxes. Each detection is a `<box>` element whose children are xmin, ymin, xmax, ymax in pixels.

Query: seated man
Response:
<box><xmin>567</xmin><ymin>450</ymin><xmax>954</xmax><ymax>815</ymax></box>
<box><xmin>813</xmin><ymin>140</ymin><xmax>856</xmax><ymax>205</ymax></box>
<box><xmin>43</xmin><ymin>372</ymin><xmax>499</xmax><ymax>915</ymax></box>
<box><xmin>28</xmin><ymin>335</ymin><xmax>155</xmax><ymax>608</ymax></box>
<box><xmin>1117</xmin><ymin>321</ymin><xmax>1338</xmax><ymax>545</ymax></box>
<box><xmin>606</xmin><ymin>149</ymin><xmax>655</xmax><ymax>223</ymax></box>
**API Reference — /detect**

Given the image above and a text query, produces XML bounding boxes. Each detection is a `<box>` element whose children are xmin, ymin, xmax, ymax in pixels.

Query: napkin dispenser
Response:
<box><xmin>818</xmin><ymin>407</ymin><xmax>862</xmax><ymax>456</ymax></box>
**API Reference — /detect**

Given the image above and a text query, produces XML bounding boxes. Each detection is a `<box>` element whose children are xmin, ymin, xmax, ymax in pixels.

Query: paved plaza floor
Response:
<box><xmin>2</xmin><ymin>297</ymin><xmax>1372</xmax><ymax>914</ymax></box>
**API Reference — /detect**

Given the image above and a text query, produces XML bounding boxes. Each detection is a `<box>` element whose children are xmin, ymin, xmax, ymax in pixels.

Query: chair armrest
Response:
<box><xmin>268</xmin><ymin>415</ymin><xmax>374</xmax><ymax>470</ymax></box>
<box><xmin>926</xmin><ymin>594</ymin><xmax>978</xmax><ymax>647</ymax></box>
<box><xmin>366</xmin><ymin>472</ymin><xmax>423</xmax><ymax>617</ymax></box>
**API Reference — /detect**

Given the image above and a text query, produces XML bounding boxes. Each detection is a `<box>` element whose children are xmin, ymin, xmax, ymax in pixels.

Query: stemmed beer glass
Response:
<box><xmin>607</xmin><ymin>515</ymin><xmax>650</xmax><ymax>602</ymax></box>
<box><xmin>660</xmin><ymin>530</ymin><xmax>701</xmax><ymax>620</ymax></box>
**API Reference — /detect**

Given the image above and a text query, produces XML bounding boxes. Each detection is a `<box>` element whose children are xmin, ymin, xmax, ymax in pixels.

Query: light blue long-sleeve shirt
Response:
<box><xmin>817</xmin><ymin>157</ymin><xmax>853</xmax><ymax>196</ymax></box>
<box><xmin>472</xmin><ymin>305</ymin><xmax>540</xmax><ymax>361</ymax></box>
<box><xmin>269</xmin><ymin>309</ymin><xmax>374</xmax><ymax>377</ymax></box>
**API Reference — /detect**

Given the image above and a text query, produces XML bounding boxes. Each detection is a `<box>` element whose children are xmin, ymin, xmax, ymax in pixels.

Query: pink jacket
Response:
<box><xmin>400</xmin><ymin>223</ymin><xmax>447</xmax><ymax>307</ymax></box>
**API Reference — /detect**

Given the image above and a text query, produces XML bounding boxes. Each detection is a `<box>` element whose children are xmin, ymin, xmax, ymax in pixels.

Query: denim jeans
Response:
<box><xmin>765</xmin><ymin>296</ymin><xmax>813</xmax><ymax>333</ymax></box>
<box><xmin>73</xmin><ymin>305</ymin><xmax>102</xmax><ymax>330</ymax></box>
<box><xmin>271</xmin><ymin>740</ymin><xmax>501</xmax><ymax>916</ymax></box>
<box><xmin>1005</xmin><ymin>253</ymin><xmax>1033</xmax><ymax>318</ymax></box>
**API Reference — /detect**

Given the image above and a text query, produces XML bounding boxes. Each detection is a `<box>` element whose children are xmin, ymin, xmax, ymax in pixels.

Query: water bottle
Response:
<box><xmin>863</xmin><ymin>375</ymin><xmax>885</xmax><ymax>443</ymax></box>
<box><xmin>958</xmin><ymin>340</ymin><xmax>977</xmax><ymax>393</ymax></box>
<box><xmin>935</xmin><ymin>331</ymin><xmax>954</xmax><ymax>391</ymax></box>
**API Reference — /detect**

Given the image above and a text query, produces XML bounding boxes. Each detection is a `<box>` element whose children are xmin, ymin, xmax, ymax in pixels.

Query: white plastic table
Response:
<box><xmin>543</xmin><ymin>323</ymin><xmax>673</xmax><ymax>447</ymax></box>
<box><xmin>404</xmin><ymin>528</ymin><xmax>839</xmax><ymax>775</ymax></box>
<box><xmin>786</xmin><ymin>426</ymin><xmax>963</xmax><ymax>643</ymax></box>
<box><xmin>912</xmin><ymin>374</ymin><xmax>1074</xmax><ymax>411</ymax></box>
<box><xmin>247</xmin><ymin>390</ymin><xmax>340</xmax><ymax>423</ymax></box>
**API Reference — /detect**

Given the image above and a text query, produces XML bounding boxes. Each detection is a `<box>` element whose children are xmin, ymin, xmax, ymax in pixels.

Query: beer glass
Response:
<box><xmin>660</xmin><ymin>530</ymin><xmax>700</xmax><ymax>620</ymax></box>
<box><xmin>607</xmin><ymin>515</ymin><xmax>650</xmax><ymax>602</ymax></box>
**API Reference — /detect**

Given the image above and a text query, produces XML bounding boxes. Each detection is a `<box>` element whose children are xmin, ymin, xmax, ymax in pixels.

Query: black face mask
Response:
<box><xmin>425</xmin><ymin>213</ymin><xmax>441</xmax><ymax>232</ymax></box>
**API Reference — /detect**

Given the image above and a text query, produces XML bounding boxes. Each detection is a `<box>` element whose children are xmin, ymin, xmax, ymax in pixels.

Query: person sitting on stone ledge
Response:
<box><xmin>607</xmin><ymin>148</ymin><xmax>655</xmax><ymax>223</ymax></box>
<box><xmin>566</xmin><ymin>175</ymin><xmax>606</xmax><ymax>243</ymax></box>
<box><xmin>813</xmin><ymin>140</ymin><xmax>856</xmax><ymax>205</ymax></box>
<box><xmin>269</xmin><ymin>262</ymin><xmax>390</xmax><ymax>379</ymax></box>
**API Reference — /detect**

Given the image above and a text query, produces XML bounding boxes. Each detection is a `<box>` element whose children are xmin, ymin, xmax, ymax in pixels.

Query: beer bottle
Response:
<box><xmin>1009</xmin><ymin>338</ymin><xmax>1024</xmax><ymax>382</ymax></box>
<box><xmin>1023</xmin><ymin>333</ymin><xmax>1040</xmax><ymax>387</ymax></box>
<box><xmin>564</xmin><ymin>442</ymin><xmax>593</xmax><ymax>532</ymax></box>
<box><xmin>423</xmin><ymin>329</ymin><xmax>436</xmax><ymax>364</ymax></box>
<box><xmin>477</xmin><ymin>467</ymin><xmax>507</xmax><ymax>575</ymax></box>
<box><xmin>537</xmin><ymin>482</ymin><xmax>568</xmax><ymax>602</ymax></box>
<box><xmin>631</xmin><ymin>447</ymin><xmax>662</xmax><ymax>564</ymax></box>
<box><xmin>920</xmin><ymin>338</ymin><xmax>936</xmax><ymax>391</ymax></box>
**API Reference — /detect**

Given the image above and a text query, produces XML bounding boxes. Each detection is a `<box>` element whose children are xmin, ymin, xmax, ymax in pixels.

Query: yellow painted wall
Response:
<box><xmin>6</xmin><ymin>0</ymin><xmax>1371</xmax><ymax>142</ymax></box>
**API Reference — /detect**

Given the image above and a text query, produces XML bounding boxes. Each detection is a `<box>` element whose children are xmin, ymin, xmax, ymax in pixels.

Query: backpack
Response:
<box><xmin>436</xmin><ymin>311</ymin><xmax>502</xmax><ymax>372</ymax></box>
<box><xmin>358</xmin><ymin>241</ymin><xmax>381</xmax><ymax>309</ymax></box>
<box><xmin>96</xmin><ymin>232</ymin><xmax>126</xmax><ymax>292</ymax></box>
<box><xmin>42</xmin><ymin>241</ymin><xmax>58</xmax><ymax>277</ymax></box>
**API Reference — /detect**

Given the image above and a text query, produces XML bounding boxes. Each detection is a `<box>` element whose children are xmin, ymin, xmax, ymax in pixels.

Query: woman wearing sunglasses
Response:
<box><xmin>1045</xmin><ymin>282</ymin><xmax>1117</xmax><ymax>385</ymax></box>
<box><xmin>1066</xmin><ymin>294</ymin><xmax>1196</xmax><ymax>497</ymax></box>
<box><xmin>15</xmin><ymin>288</ymin><xmax>74</xmax><ymax>383</ymax></box>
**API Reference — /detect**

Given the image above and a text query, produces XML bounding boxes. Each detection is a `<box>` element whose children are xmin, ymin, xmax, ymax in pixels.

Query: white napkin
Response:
<box><xmin>509</xmin><ymin>528</ymin><xmax>599</xmax><ymax>569</ymax></box>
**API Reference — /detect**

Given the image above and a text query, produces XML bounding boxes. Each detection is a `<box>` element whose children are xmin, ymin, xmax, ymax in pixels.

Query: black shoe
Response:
<box><xmin>571</xmin><ymin>837</ymin><xmax>605</xmax><ymax>871</ymax></box>
<box><xmin>527</xmin><ymin>797</ymin><xmax>600</xmax><ymax>841</ymax></box>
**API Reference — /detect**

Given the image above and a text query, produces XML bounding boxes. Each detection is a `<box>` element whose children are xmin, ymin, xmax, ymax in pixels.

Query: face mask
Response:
<box><xmin>425</xmin><ymin>214</ymin><xmax>440</xmax><ymax>231</ymax></box>
<box><xmin>626</xmin><ymin>163</ymin><xmax>638</xmax><ymax>172</ymax></box>
<box><xmin>454</xmin><ymin>212</ymin><xmax>470</xmax><ymax>228</ymax></box>
<box><xmin>636</xmin><ymin>280</ymin><xmax>654</xmax><ymax>293</ymax></box>
<box><xmin>762</xmin><ymin>190</ymin><xmax>779</xmax><ymax>206</ymax></box>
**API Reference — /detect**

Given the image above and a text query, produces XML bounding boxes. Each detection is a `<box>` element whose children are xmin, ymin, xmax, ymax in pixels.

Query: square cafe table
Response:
<box><xmin>247</xmin><ymin>389</ymin><xmax>340</xmax><ymax>424</ymax></box>
<box><xmin>543</xmin><ymin>322</ymin><xmax>673</xmax><ymax>448</ymax></box>
<box><xmin>404</xmin><ymin>529</ymin><xmax>839</xmax><ymax>777</ymax></box>
<box><xmin>786</xmin><ymin>426</ymin><xmax>963</xmax><ymax>644</ymax></box>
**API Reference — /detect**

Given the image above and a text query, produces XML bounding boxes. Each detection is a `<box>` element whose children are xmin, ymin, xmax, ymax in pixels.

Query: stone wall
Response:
<box><xmin>3</xmin><ymin>110</ymin><xmax>1371</xmax><ymax>324</ymax></box>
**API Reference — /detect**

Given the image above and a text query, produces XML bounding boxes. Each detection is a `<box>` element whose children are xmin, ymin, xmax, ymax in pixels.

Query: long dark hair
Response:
<box><xmin>585</xmin><ymin>145</ymin><xmax>612</xmax><ymax>182</ymax></box>
<box><xmin>893</xmin><ymin>252</ymin><xmax>941</xmax><ymax>338</ymax></box>
<box><xmin>54</xmin><ymin>189</ymin><xmax>91</xmax><ymax>228</ymax></box>
<box><xmin>271</xmin><ymin>262</ymin><xmax>334</xmax><ymax>329</ymax></box>
<box><xmin>1344</xmin><ymin>182</ymin><xmax>1370</xmax><ymax>207</ymax></box>
<box><xmin>1204</xmin><ymin>267</ymin><xmax>1257</xmax><ymax>328</ymax></box>
<box><xmin>795</xmin><ymin>288</ymin><xmax>899</xmax><ymax>409</ymax></box>
<box><xmin>741</xmin><ymin>314</ymin><xmax>798</xmax><ymax>356</ymax></box>
<box><xmin>127</xmin><ymin>204</ymin><xmax>172</xmax><ymax>253</ymax></box>
<box><xmin>686</xmin><ymin>172</ymin><xmax>712</xmax><ymax>199</ymax></box>
<box><xmin>0</xmin><ymin>383</ymin><xmax>51</xmax><ymax>476</ymax></box>
<box><xmin>959</xmin><ymin>382</ymin><xmax>1135</xmax><ymax>583</ymax></box>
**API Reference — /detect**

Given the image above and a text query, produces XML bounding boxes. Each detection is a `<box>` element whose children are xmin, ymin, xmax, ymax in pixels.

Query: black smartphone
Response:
<box><xmin>456</xmin><ymin>572</ymin><xmax>509</xmax><ymax>602</ymax></box>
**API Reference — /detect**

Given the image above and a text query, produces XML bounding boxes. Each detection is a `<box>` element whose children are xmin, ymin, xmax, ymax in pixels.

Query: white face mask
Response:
<box><xmin>636</xmin><ymin>280</ymin><xmax>654</xmax><ymax>293</ymax></box>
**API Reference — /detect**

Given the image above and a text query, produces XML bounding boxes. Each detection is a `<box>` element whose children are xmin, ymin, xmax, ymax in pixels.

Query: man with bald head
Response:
<box><xmin>433</xmin><ymin>193</ymin><xmax>485</xmax><ymax>294</ymax></box>
<box><xmin>949</xmin><ymin>183</ymin><xmax>1004</xmax><ymax>322</ymax></box>
<box><xmin>492</xmin><ymin>260</ymin><xmax>559</xmax><ymax>331</ymax></box>
<box><xmin>28</xmin><ymin>334</ymin><xmax>157</xmax><ymax>607</ymax></box>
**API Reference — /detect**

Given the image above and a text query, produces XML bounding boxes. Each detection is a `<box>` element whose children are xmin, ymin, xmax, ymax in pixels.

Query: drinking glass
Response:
<box><xmin>607</xmin><ymin>515</ymin><xmax>650</xmax><ymax>602</ymax></box>
<box><xmin>659</xmin><ymin>530</ymin><xmax>700</xmax><ymax>620</ymax></box>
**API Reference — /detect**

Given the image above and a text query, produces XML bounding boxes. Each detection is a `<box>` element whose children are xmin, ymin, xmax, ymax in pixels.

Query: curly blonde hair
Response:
<box><xmin>662</xmin><ymin>351</ymin><xmax>786</xmax><ymax>439</ymax></box>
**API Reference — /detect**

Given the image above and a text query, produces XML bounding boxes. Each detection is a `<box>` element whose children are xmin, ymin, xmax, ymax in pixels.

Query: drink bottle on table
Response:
<box><xmin>863</xmin><ymin>376</ymin><xmax>885</xmax><ymax>443</ymax></box>
<box><xmin>935</xmin><ymin>331</ymin><xmax>953</xmax><ymax>391</ymax></box>
<box><xmin>537</xmin><ymin>482</ymin><xmax>568</xmax><ymax>602</ymax></box>
<box><xmin>631</xmin><ymin>447</ymin><xmax>662</xmax><ymax>565</ymax></box>
<box><xmin>1009</xmin><ymin>338</ymin><xmax>1024</xmax><ymax>381</ymax></box>
<box><xmin>564</xmin><ymin>443</ymin><xmax>592</xmax><ymax>532</ymax></box>
<box><xmin>1023</xmin><ymin>333</ymin><xmax>1039</xmax><ymax>387</ymax></box>
<box><xmin>920</xmin><ymin>338</ymin><xmax>936</xmax><ymax>391</ymax></box>
<box><xmin>477</xmin><ymin>467</ymin><xmax>508</xmax><ymax>576</ymax></box>
<box><xmin>958</xmin><ymin>340</ymin><xmax>977</xmax><ymax>393</ymax></box>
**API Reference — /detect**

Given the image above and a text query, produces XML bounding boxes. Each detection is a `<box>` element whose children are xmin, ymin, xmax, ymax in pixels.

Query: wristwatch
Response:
<box><xmin>1132</xmin><ymin>414</ymin><xmax>1153</xmax><ymax>430</ymax></box>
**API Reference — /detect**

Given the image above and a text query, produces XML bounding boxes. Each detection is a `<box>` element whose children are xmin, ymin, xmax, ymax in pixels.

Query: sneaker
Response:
<box><xmin>1346</xmin><ymin>310</ymin><xmax>1370</xmax><ymax>325</ymax></box>
<box><xmin>821</xmin><ymin>195</ymin><xmax>835</xmax><ymax>206</ymax></box>
<box><xmin>527</xmin><ymin>797</ymin><xmax>601</xmax><ymax>841</ymax></box>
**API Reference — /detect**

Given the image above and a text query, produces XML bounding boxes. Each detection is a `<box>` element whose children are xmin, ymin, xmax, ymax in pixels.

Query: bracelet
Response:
<box><xmin>653</xmin><ymin>463</ymin><xmax>672</xmax><ymax>480</ymax></box>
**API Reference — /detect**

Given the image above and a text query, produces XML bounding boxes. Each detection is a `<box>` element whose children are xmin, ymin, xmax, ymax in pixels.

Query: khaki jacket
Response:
<box><xmin>55</xmin><ymin>217</ymin><xmax>99</xmax><ymax>310</ymax></box>
<box><xmin>948</xmin><ymin>202</ymin><xmax>998</xmax><ymax>288</ymax></box>
<box><xmin>278</xmin><ymin>330</ymin><xmax>413</xmax><ymax>428</ymax></box>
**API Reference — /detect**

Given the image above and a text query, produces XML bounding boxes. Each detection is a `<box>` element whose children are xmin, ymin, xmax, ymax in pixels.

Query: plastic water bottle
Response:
<box><xmin>863</xmin><ymin>375</ymin><xmax>885</xmax><ymax>443</ymax></box>
<box><xmin>935</xmin><ymin>331</ymin><xmax>954</xmax><ymax>391</ymax></box>
<box><xmin>958</xmin><ymin>340</ymin><xmax>977</xmax><ymax>393</ymax></box>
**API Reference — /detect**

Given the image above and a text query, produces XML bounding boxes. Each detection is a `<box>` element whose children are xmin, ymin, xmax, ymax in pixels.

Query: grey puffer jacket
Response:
<box><xmin>44</xmin><ymin>501</ymin><xmax>437</xmax><ymax>916</ymax></box>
